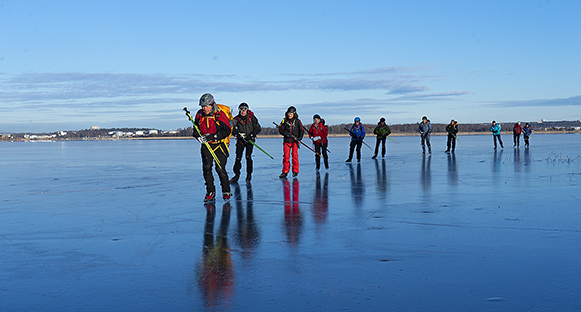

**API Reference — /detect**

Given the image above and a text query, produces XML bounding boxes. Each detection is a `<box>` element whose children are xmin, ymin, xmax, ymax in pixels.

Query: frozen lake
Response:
<box><xmin>2</xmin><ymin>134</ymin><xmax>581</xmax><ymax>311</ymax></box>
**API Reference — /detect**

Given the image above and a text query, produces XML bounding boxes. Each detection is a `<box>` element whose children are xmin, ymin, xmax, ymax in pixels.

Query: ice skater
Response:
<box><xmin>419</xmin><ymin>116</ymin><xmax>432</xmax><ymax>154</ymax></box>
<box><xmin>190</xmin><ymin>93</ymin><xmax>233</xmax><ymax>202</ymax></box>
<box><xmin>277</xmin><ymin>106</ymin><xmax>304</xmax><ymax>178</ymax></box>
<box><xmin>513</xmin><ymin>121</ymin><xmax>523</xmax><ymax>147</ymax></box>
<box><xmin>445</xmin><ymin>119</ymin><xmax>458</xmax><ymax>153</ymax></box>
<box><xmin>372</xmin><ymin>117</ymin><xmax>391</xmax><ymax>159</ymax></box>
<box><xmin>230</xmin><ymin>102</ymin><xmax>262</xmax><ymax>183</ymax></box>
<box><xmin>345</xmin><ymin>117</ymin><xmax>365</xmax><ymax>162</ymax></box>
<box><xmin>308</xmin><ymin>114</ymin><xmax>329</xmax><ymax>170</ymax></box>
<box><xmin>490</xmin><ymin>120</ymin><xmax>504</xmax><ymax>149</ymax></box>
<box><xmin>523</xmin><ymin>123</ymin><xmax>532</xmax><ymax>148</ymax></box>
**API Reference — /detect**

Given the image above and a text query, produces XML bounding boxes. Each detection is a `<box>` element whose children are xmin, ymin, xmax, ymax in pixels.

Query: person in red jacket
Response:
<box><xmin>192</xmin><ymin>93</ymin><xmax>232</xmax><ymax>202</ymax></box>
<box><xmin>513</xmin><ymin>121</ymin><xmax>523</xmax><ymax>148</ymax></box>
<box><xmin>278</xmin><ymin>106</ymin><xmax>304</xmax><ymax>178</ymax></box>
<box><xmin>308</xmin><ymin>114</ymin><xmax>329</xmax><ymax>170</ymax></box>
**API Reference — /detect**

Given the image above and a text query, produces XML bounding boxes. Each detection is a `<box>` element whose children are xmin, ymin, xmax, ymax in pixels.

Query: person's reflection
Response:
<box><xmin>374</xmin><ymin>159</ymin><xmax>389</xmax><ymax>199</ymax></box>
<box><xmin>514</xmin><ymin>148</ymin><xmax>522</xmax><ymax>173</ymax></box>
<box><xmin>421</xmin><ymin>154</ymin><xmax>431</xmax><ymax>193</ymax></box>
<box><xmin>283</xmin><ymin>178</ymin><xmax>302</xmax><ymax>248</ymax></box>
<box><xmin>524</xmin><ymin>148</ymin><xmax>532</xmax><ymax>173</ymax></box>
<box><xmin>197</xmin><ymin>203</ymin><xmax>233</xmax><ymax>307</ymax></box>
<box><xmin>348</xmin><ymin>163</ymin><xmax>365</xmax><ymax>210</ymax></box>
<box><xmin>312</xmin><ymin>172</ymin><xmax>329</xmax><ymax>228</ymax></box>
<box><xmin>233</xmin><ymin>182</ymin><xmax>260</xmax><ymax>261</ymax></box>
<box><xmin>447</xmin><ymin>153</ymin><xmax>458</xmax><ymax>186</ymax></box>
<box><xmin>493</xmin><ymin>149</ymin><xmax>503</xmax><ymax>173</ymax></box>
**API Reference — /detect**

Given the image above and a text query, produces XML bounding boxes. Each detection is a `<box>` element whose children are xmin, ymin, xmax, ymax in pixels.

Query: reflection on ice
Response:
<box><xmin>447</xmin><ymin>153</ymin><xmax>458</xmax><ymax>186</ymax></box>
<box><xmin>421</xmin><ymin>154</ymin><xmax>431</xmax><ymax>193</ymax></box>
<box><xmin>348</xmin><ymin>163</ymin><xmax>365</xmax><ymax>209</ymax></box>
<box><xmin>197</xmin><ymin>203</ymin><xmax>233</xmax><ymax>307</ymax></box>
<box><xmin>374</xmin><ymin>159</ymin><xmax>390</xmax><ymax>199</ymax></box>
<box><xmin>233</xmin><ymin>183</ymin><xmax>260</xmax><ymax>261</ymax></box>
<box><xmin>311</xmin><ymin>172</ymin><xmax>329</xmax><ymax>227</ymax></box>
<box><xmin>283</xmin><ymin>178</ymin><xmax>302</xmax><ymax>247</ymax></box>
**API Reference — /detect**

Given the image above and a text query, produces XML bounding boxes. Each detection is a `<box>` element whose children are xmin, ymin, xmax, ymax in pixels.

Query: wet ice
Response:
<box><xmin>1</xmin><ymin>134</ymin><xmax>581</xmax><ymax>311</ymax></box>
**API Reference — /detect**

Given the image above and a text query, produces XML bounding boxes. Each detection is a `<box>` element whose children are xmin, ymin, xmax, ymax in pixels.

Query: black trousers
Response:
<box><xmin>513</xmin><ymin>133</ymin><xmax>521</xmax><ymax>146</ymax></box>
<box><xmin>374</xmin><ymin>137</ymin><xmax>386</xmax><ymax>157</ymax></box>
<box><xmin>447</xmin><ymin>134</ymin><xmax>456</xmax><ymax>151</ymax></box>
<box><xmin>524</xmin><ymin>134</ymin><xmax>530</xmax><ymax>147</ymax></box>
<box><xmin>348</xmin><ymin>140</ymin><xmax>362</xmax><ymax>161</ymax></box>
<box><xmin>201</xmin><ymin>143</ymin><xmax>230</xmax><ymax>194</ymax></box>
<box><xmin>421</xmin><ymin>134</ymin><xmax>431</xmax><ymax>152</ymax></box>
<box><xmin>493</xmin><ymin>134</ymin><xmax>504</xmax><ymax>148</ymax></box>
<box><xmin>314</xmin><ymin>143</ymin><xmax>329</xmax><ymax>169</ymax></box>
<box><xmin>233</xmin><ymin>141</ymin><xmax>254</xmax><ymax>175</ymax></box>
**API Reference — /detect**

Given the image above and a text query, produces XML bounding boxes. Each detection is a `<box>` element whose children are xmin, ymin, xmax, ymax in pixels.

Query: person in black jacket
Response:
<box><xmin>230</xmin><ymin>102</ymin><xmax>262</xmax><ymax>183</ymax></box>
<box><xmin>278</xmin><ymin>106</ymin><xmax>304</xmax><ymax>178</ymax></box>
<box><xmin>445</xmin><ymin>119</ymin><xmax>458</xmax><ymax>153</ymax></box>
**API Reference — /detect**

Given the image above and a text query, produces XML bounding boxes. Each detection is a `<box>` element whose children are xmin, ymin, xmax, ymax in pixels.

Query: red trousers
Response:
<box><xmin>282</xmin><ymin>142</ymin><xmax>299</xmax><ymax>174</ymax></box>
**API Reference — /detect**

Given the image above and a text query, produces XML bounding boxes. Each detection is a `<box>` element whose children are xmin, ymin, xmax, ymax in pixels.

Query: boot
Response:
<box><xmin>279</xmin><ymin>172</ymin><xmax>288</xmax><ymax>179</ymax></box>
<box><xmin>204</xmin><ymin>192</ymin><xmax>216</xmax><ymax>202</ymax></box>
<box><xmin>245</xmin><ymin>173</ymin><xmax>252</xmax><ymax>182</ymax></box>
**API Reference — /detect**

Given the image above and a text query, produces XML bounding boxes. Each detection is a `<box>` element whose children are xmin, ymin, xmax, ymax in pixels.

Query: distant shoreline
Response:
<box><xmin>2</xmin><ymin>130</ymin><xmax>579</xmax><ymax>142</ymax></box>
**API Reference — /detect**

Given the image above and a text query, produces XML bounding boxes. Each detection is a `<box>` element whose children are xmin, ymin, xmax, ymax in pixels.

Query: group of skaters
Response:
<box><xmin>489</xmin><ymin>121</ymin><xmax>533</xmax><ymax>149</ymax></box>
<box><xmin>187</xmin><ymin>93</ymin><xmax>533</xmax><ymax>202</ymax></box>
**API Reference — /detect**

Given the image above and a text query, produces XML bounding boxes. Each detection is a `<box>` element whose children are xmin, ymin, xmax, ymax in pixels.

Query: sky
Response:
<box><xmin>1</xmin><ymin>0</ymin><xmax>580</xmax><ymax>133</ymax></box>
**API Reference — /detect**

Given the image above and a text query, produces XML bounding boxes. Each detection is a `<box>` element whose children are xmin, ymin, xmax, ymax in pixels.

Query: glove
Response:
<box><xmin>197</xmin><ymin>134</ymin><xmax>214</xmax><ymax>144</ymax></box>
<box><xmin>249</xmin><ymin>134</ymin><xmax>256</xmax><ymax>141</ymax></box>
<box><xmin>313</xmin><ymin>136</ymin><xmax>321</xmax><ymax>141</ymax></box>
<box><xmin>237</xmin><ymin>133</ymin><xmax>247</xmax><ymax>141</ymax></box>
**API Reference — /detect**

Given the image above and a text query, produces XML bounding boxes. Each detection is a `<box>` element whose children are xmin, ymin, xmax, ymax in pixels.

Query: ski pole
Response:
<box><xmin>365</xmin><ymin>125</ymin><xmax>398</xmax><ymax>143</ymax></box>
<box><xmin>273</xmin><ymin>122</ymin><xmax>321</xmax><ymax>157</ymax></box>
<box><xmin>248</xmin><ymin>139</ymin><xmax>274</xmax><ymax>159</ymax></box>
<box><xmin>452</xmin><ymin>133</ymin><xmax>461</xmax><ymax>143</ymax></box>
<box><xmin>301</xmin><ymin>125</ymin><xmax>332</xmax><ymax>154</ymax></box>
<box><xmin>233</xmin><ymin>125</ymin><xmax>274</xmax><ymax>159</ymax></box>
<box><xmin>183</xmin><ymin>107</ymin><xmax>222</xmax><ymax>169</ymax></box>
<box><xmin>344</xmin><ymin>127</ymin><xmax>373</xmax><ymax>151</ymax></box>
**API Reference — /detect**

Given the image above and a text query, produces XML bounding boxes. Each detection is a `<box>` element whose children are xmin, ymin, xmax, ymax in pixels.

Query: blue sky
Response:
<box><xmin>1</xmin><ymin>0</ymin><xmax>580</xmax><ymax>132</ymax></box>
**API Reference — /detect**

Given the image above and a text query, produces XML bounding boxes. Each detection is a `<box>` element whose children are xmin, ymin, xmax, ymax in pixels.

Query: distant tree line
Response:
<box><xmin>5</xmin><ymin>120</ymin><xmax>580</xmax><ymax>141</ymax></box>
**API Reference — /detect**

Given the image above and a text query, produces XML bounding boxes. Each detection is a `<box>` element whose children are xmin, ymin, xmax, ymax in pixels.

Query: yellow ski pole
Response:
<box><xmin>183</xmin><ymin>107</ymin><xmax>222</xmax><ymax>169</ymax></box>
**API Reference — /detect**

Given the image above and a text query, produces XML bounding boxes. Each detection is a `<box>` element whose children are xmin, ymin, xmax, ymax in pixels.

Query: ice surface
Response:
<box><xmin>1</xmin><ymin>134</ymin><xmax>581</xmax><ymax>311</ymax></box>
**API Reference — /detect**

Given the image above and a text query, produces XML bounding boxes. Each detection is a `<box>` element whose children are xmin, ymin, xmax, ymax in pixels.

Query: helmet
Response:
<box><xmin>199</xmin><ymin>93</ymin><xmax>215</xmax><ymax>107</ymax></box>
<box><xmin>422</xmin><ymin>116</ymin><xmax>427</xmax><ymax>120</ymax></box>
<box><xmin>238</xmin><ymin>102</ymin><xmax>249</xmax><ymax>110</ymax></box>
<box><xmin>380</xmin><ymin>117</ymin><xmax>385</xmax><ymax>123</ymax></box>
<box><xmin>451</xmin><ymin>119</ymin><xmax>455</xmax><ymax>123</ymax></box>
<box><xmin>313</xmin><ymin>114</ymin><xmax>321</xmax><ymax>120</ymax></box>
<box><xmin>354</xmin><ymin>117</ymin><xmax>361</xmax><ymax>122</ymax></box>
<box><xmin>286</xmin><ymin>106</ymin><xmax>296</xmax><ymax>114</ymax></box>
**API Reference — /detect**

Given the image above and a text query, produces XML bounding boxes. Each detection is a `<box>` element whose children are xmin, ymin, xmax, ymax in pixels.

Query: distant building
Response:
<box><xmin>91</xmin><ymin>125</ymin><xmax>100</xmax><ymax>130</ymax></box>
<box><xmin>147</xmin><ymin>129</ymin><xmax>158</xmax><ymax>135</ymax></box>
<box><xmin>135</xmin><ymin>131</ymin><xmax>145</xmax><ymax>136</ymax></box>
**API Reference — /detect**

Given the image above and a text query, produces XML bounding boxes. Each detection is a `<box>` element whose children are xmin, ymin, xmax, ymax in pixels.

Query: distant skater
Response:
<box><xmin>523</xmin><ymin>123</ymin><xmax>532</xmax><ymax>148</ymax></box>
<box><xmin>513</xmin><ymin>121</ymin><xmax>523</xmax><ymax>147</ymax></box>
<box><xmin>230</xmin><ymin>102</ymin><xmax>262</xmax><ymax>183</ymax></box>
<box><xmin>445</xmin><ymin>119</ymin><xmax>458</xmax><ymax>153</ymax></box>
<box><xmin>308</xmin><ymin>114</ymin><xmax>329</xmax><ymax>170</ymax></box>
<box><xmin>419</xmin><ymin>116</ymin><xmax>432</xmax><ymax>154</ymax></box>
<box><xmin>278</xmin><ymin>106</ymin><xmax>304</xmax><ymax>178</ymax></box>
<box><xmin>192</xmin><ymin>93</ymin><xmax>233</xmax><ymax>202</ymax></box>
<box><xmin>346</xmin><ymin>117</ymin><xmax>365</xmax><ymax>162</ymax></box>
<box><xmin>490</xmin><ymin>120</ymin><xmax>504</xmax><ymax>149</ymax></box>
<box><xmin>372</xmin><ymin>117</ymin><xmax>391</xmax><ymax>159</ymax></box>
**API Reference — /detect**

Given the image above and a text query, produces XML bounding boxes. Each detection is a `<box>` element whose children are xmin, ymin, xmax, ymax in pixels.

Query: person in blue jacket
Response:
<box><xmin>346</xmin><ymin>117</ymin><xmax>365</xmax><ymax>162</ymax></box>
<box><xmin>490</xmin><ymin>120</ymin><xmax>504</xmax><ymax>149</ymax></box>
<box><xmin>418</xmin><ymin>116</ymin><xmax>432</xmax><ymax>154</ymax></box>
<box><xmin>523</xmin><ymin>123</ymin><xmax>532</xmax><ymax>148</ymax></box>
